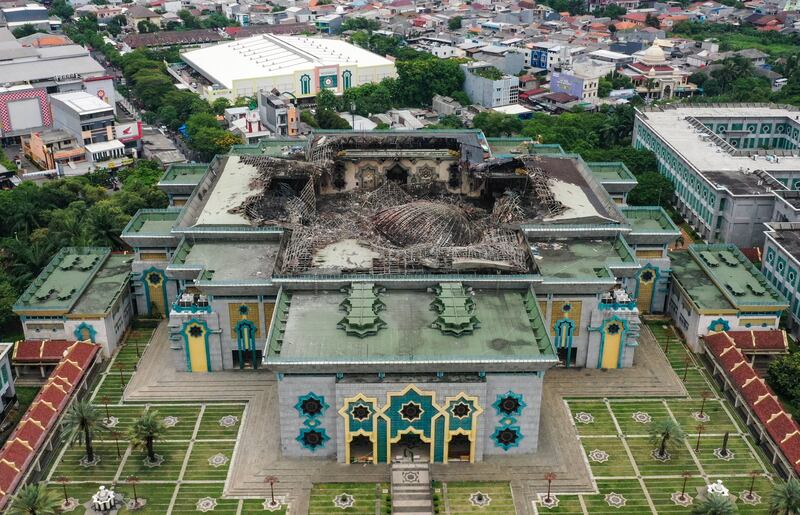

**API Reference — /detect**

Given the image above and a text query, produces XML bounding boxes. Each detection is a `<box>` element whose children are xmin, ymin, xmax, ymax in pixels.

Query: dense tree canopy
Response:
<box><xmin>0</xmin><ymin>161</ymin><xmax>167</xmax><ymax>336</ymax></box>
<box><xmin>767</xmin><ymin>351</ymin><xmax>800</xmax><ymax>417</ymax></box>
<box><xmin>346</xmin><ymin>33</ymin><xmax>466</xmax><ymax>110</ymax></box>
<box><xmin>49</xmin><ymin>0</ymin><xmax>74</xmax><ymax>19</ymax></box>
<box><xmin>341</xmin><ymin>17</ymin><xmax>380</xmax><ymax>32</ymax></box>
<box><xmin>12</xmin><ymin>24</ymin><xmax>41</xmax><ymax>38</ymax></box>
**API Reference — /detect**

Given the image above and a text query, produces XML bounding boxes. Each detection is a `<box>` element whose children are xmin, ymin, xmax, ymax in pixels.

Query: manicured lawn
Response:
<box><xmin>50</xmin><ymin>441</ymin><xmax>126</xmax><ymax>482</ymax></box>
<box><xmin>643</xmin><ymin>477</ymin><xmax>708</xmax><ymax>514</ymax></box>
<box><xmin>308</xmin><ymin>483</ymin><xmax>382</xmax><ymax>514</ymax></box>
<box><xmin>561</xmin><ymin>320</ymin><xmax>780</xmax><ymax>514</ymax></box>
<box><xmin>91</xmin><ymin>372</ymin><xmax>131</xmax><ymax>404</ymax></box>
<box><xmin>609</xmin><ymin>400</ymin><xmax>671</xmax><ymax>437</ymax></box>
<box><xmin>445</xmin><ymin>481</ymin><xmax>515</xmax><ymax>514</ymax></box>
<box><xmin>195</xmin><ymin>404</ymin><xmax>246</xmax><ymax>440</ymax></box>
<box><xmin>172</xmin><ymin>483</ymin><xmax>240</xmax><ymax>514</ymax></box>
<box><xmin>241</xmin><ymin>498</ymin><xmax>288</xmax><ymax>513</ymax></box>
<box><xmin>580</xmin><ymin>437</ymin><xmax>635</xmax><ymax>477</ymax></box>
<box><xmin>119</xmin><ymin>440</ymin><xmax>190</xmax><ymax>481</ymax></box>
<box><xmin>667</xmin><ymin>399</ymin><xmax>740</xmax><ymax>435</ymax></box>
<box><xmin>152</xmin><ymin>405</ymin><xmax>203</xmax><ymax>440</ymax></box>
<box><xmin>626</xmin><ymin>436</ymin><xmax>700</xmax><ymax>476</ymax></box>
<box><xmin>532</xmin><ymin>494</ymin><xmax>584</xmax><ymax>513</ymax></box>
<box><xmin>566</xmin><ymin>400</ymin><xmax>616</xmax><ymax>436</ymax></box>
<box><xmin>182</xmin><ymin>441</ymin><xmax>236</xmax><ymax>480</ymax></box>
<box><xmin>583</xmin><ymin>479</ymin><xmax>651</xmax><ymax>514</ymax></box>
<box><xmin>694</xmin><ymin>435</ymin><xmax>764</xmax><ymax>475</ymax></box>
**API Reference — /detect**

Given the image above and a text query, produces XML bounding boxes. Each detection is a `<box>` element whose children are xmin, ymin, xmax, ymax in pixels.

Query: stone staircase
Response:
<box><xmin>391</xmin><ymin>461</ymin><xmax>433</xmax><ymax>514</ymax></box>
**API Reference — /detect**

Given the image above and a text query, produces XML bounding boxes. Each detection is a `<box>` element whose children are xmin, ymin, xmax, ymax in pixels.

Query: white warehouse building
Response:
<box><xmin>180</xmin><ymin>34</ymin><xmax>397</xmax><ymax>101</ymax></box>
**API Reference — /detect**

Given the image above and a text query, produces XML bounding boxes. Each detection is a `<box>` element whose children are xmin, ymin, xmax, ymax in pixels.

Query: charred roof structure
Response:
<box><xmin>218</xmin><ymin>141</ymin><xmax>623</xmax><ymax>276</ymax></box>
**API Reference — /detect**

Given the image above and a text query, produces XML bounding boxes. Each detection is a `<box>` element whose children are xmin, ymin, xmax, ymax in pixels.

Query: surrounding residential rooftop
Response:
<box><xmin>265</xmin><ymin>286</ymin><xmax>555</xmax><ymax>370</ymax></box>
<box><xmin>670</xmin><ymin>244</ymin><xmax>786</xmax><ymax>311</ymax></box>
<box><xmin>14</xmin><ymin>248</ymin><xmax>132</xmax><ymax>315</ymax></box>
<box><xmin>50</xmin><ymin>91</ymin><xmax>113</xmax><ymax>115</ymax></box>
<box><xmin>0</xmin><ymin>43</ymin><xmax>104</xmax><ymax>85</ymax></box>
<box><xmin>181</xmin><ymin>34</ymin><xmax>396</xmax><ymax>90</ymax></box>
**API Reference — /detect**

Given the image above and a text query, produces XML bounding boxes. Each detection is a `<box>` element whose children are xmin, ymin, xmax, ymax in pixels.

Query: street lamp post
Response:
<box><xmin>544</xmin><ymin>472</ymin><xmax>557</xmax><ymax>503</ymax></box>
<box><xmin>111</xmin><ymin>430</ymin><xmax>122</xmax><ymax>458</ymax></box>
<box><xmin>746</xmin><ymin>470</ymin><xmax>759</xmax><ymax>500</ymax></box>
<box><xmin>127</xmin><ymin>475</ymin><xmax>140</xmax><ymax>508</ymax></box>
<box><xmin>265</xmin><ymin>475</ymin><xmax>279</xmax><ymax>507</ymax></box>
<box><xmin>682</xmin><ymin>357</ymin><xmax>691</xmax><ymax>382</ymax></box>
<box><xmin>695</xmin><ymin>424</ymin><xmax>705</xmax><ymax>452</ymax></box>
<box><xmin>115</xmin><ymin>363</ymin><xmax>126</xmax><ymax>391</ymax></box>
<box><xmin>699</xmin><ymin>391</ymin><xmax>712</xmax><ymax>419</ymax></box>
<box><xmin>101</xmin><ymin>395</ymin><xmax>111</xmax><ymax>419</ymax></box>
<box><xmin>57</xmin><ymin>476</ymin><xmax>69</xmax><ymax>505</ymax></box>
<box><xmin>679</xmin><ymin>471</ymin><xmax>691</xmax><ymax>500</ymax></box>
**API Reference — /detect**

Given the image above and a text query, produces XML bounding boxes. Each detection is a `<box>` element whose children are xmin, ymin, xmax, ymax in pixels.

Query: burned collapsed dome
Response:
<box><xmin>226</xmin><ymin>133</ymin><xmax>618</xmax><ymax>276</ymax></box>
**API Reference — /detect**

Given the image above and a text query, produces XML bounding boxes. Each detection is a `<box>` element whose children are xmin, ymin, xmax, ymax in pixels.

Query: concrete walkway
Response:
<box><xmin>124</xmin><ymin>321</ymin><xmax>686</xmax><ymax>514</ymax></box>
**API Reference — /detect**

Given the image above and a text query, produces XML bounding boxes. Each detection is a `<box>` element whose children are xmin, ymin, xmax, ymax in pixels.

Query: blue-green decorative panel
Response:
<box><xmin>434</xmin><ymin>416</ymin><xmax>445</xmax><ymax>462</ymax></box>
<box><xmin>377</xmin><ymin>418</ymin><xmax>388</xmax><ymax>463</ymax></box>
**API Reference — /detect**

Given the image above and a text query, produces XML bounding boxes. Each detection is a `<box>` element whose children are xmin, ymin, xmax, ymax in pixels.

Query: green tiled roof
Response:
<box><xmin>430</xmin><ymin>282</ymin><xmax>480</xmax><ymax>336</ymax></box>
<box><xmin>486</xmin><ymin>137</ymin><xmax>534</xmax><ymax>158</ymax></box>
<box><xmin>228</xmin><ymin>139</ymin><xmax>309</xmax><ymax>157</ymax></box>
<box><xmin>529</xmin><ymin>236</ymin><xmax>637</xmax><ymax>280</ymax></box>
<box><xmin>670</xmin><ymin>244</ymin><xmax>787</xmax><ymax>311</ymax></box>
<box><xmin>529</xmin><ymin>144</ymin><xmax>566</xmax><ymax>155</ymax></box>
<box><xmin>14</xmin><ymin>247</ymin><xmax>132</xmax><ymax>315</ymax></box>
<box><xmin>587</xmin><ymin>162</ymin><xmax>637</xmax><ymax>183</ymax></box>
<box><xmin>121</xmin><ymin>209</ymin><xmax>181</xmax><ymax>236</ymax></box>
<box><xmin>158</xmin><ymin>163</ymin><xmax>209</xmax><ymax>186</ymax></box>
<box><xmin>71</xmin><ymin>253</ymin><xmax>133</xmax><ymax>314</ymax></box>
<box><xmin>265</xmin><ymin>286</ymin><xmax>555</xmax><ymax>365</ymax></box>
<box><xmin>621</xmin><ymin>206</ymin><xmax>681</xmax><ymax>235</ymax></box>
<box><xmin>337</xmin><ymin>283</ymin><xmax>387</xmax><ymax>338</ymax></box>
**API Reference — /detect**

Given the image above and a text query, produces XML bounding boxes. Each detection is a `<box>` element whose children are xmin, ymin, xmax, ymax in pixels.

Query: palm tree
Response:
<box><xmin>649</xmin><ymin>419</ymin><xmax>686</xmax><ymax>459</ymax></box>
<box><xmin>61</xmin><ymin>400</ymin><xmax>104</xmax><ymax>464</ymax></box>
<box><xmin>7</xmin><ymin>482</ymin><xmax>61</xmax><ymax>515</ymax></box>
<box><xmin>691</xmin><ymin>493</ymin><xmax>738</xmax><ymax>515</ymax></box>
<box><xmin>4</xmin><ymin>238</ymin><xmax>56</xmax><ymax>290</ymax></box>
<box><xmin>129</xmin><ymin>410</ymin><xmax>167</xmax><ymax>463</ymax></box>
<box><xmin>769</xmin><ymin>477</ymin><xmax>800</xmax><ymax>515</ymax></box>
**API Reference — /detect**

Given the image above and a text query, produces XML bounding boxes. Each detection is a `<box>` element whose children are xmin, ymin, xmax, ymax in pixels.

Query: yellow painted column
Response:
<box><xmin>186</xmin><ymin>324</ymin><xmax>208</xmax><ymax>372</ymax></box>
<box><xmin>145</xmin><ymin>271</ymin><xmax>166</xmax><ymax>317</ymax></box>
<box><xmin>601</xmin><ymin>323</ymin><xmax>622</xmax><ymax>369</ymax></box>
<box><xmin>637</xmin><ymin>269</ymin><xmax>656</xmax><ymax>314</ymax></box>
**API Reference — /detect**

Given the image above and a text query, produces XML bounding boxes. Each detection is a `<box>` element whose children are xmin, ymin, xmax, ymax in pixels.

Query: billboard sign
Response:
<box><xmin>115</xmin><ymin>121</ymin><xmax>142</xmax><ymax>142</ymax></box>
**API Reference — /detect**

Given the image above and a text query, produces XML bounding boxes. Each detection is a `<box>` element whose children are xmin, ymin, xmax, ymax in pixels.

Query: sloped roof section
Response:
<box><xmin>0</xmin><ymin>341</ymin><xmax>100</xmax><ymax>509</ymax></box>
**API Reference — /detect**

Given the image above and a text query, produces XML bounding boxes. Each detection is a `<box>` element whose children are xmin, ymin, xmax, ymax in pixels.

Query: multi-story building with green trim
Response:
<box><xmin>668</xmin><ymin>244</ymin><xmax>787</xmax><ymax>351</ymax></box>
<box><xmin>762</xmin><ymin>221</ymin><xmax>800</xmax><ymax>337</ymax></box>
<box><xmin>633</xmin><ymin>104</ymin><xmax>800</xmax><ymax>247</ymax></box>
<box><xmin>13</xmin><ymin>247</ymin><xmax>134</xmax><ymax>356</ymax></box>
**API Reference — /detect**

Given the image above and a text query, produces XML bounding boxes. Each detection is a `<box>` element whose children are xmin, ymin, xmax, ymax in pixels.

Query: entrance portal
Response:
<box><xmin>386</xmin><ymin>163</ymin><xmax>409</xmax><ymax>184</ymax></box>
<box><xmin>447</xmin><ymin>434</ymin><xmax>471</xmax><ymax>462</ymax></box>
<box><xmin>349</xmin><ymin>435</ymin><xmax>373</xmax><ymax>463</ymax></box>
<box><xmin>394</xmin><ymin>432</ymin><xmax>430</xmax><ymax>463</ymax></box>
